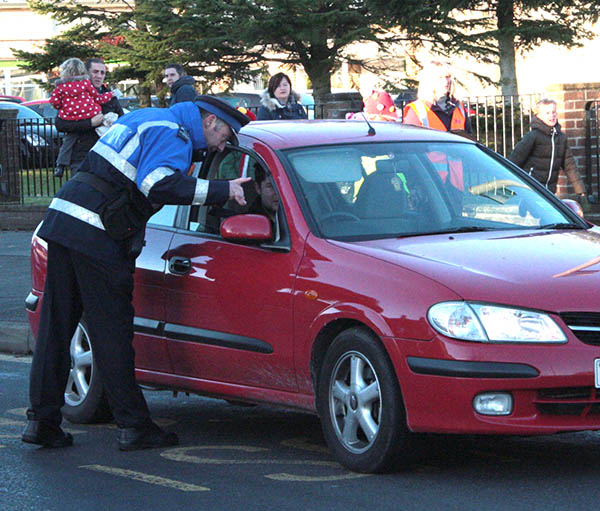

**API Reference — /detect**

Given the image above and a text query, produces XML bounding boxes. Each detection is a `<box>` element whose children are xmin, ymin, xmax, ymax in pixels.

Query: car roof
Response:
<box><xmin>0</xmin><ymin>101</ymin><xmax>42</xmax><ymax>119</ymax></box>
<box><xmin>239</xmin><ymin>119</ymin><xmax>472</xmax><ymax>150</ymax></box>
<box><xmin>0</xmin><ymin>94</ymin><xmax>25</xmax><ymax>103</ymax></box>
<box><xmin>22</xmin><ymin>99</ymin><xmax>50</xmax><ymax>105</ymax></box>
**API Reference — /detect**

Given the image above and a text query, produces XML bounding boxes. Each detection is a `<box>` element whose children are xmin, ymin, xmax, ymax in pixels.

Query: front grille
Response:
<box><xmin>559</xmin><ymin>312</ymin><xmax>600</xmax><ymax>345</ymax></box>
<box><xmin>535</xmin><ymin>387</ymin><xmax>600</xmax><ymax>416</ymax></box>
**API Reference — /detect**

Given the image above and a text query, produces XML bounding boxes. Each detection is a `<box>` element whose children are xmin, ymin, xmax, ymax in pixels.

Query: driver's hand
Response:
<box><xmin>228</xmin><ymin>177</ymin><xmax>251</xmax><ymax>206</ymax></box>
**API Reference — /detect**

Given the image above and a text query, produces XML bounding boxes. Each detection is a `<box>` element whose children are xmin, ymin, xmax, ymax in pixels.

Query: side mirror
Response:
<box><xmin>220</xmin><ymin>214</ymin><xmax>273</xmax><ymax>242</ymax></box>
<box><xmin>562</xmin><ymin>198</ymin><xmax>584</xmax><ymax>218</ymax></box>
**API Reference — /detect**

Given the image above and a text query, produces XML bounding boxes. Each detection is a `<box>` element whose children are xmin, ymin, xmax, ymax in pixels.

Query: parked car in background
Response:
<box><xmin>118</xmin><ymin>95</ymin><xmax>159</xmax><ymax>111</ymax></box>
<box><xmin>26</xmin><ymin>120</ymin><xmax>600</xmax><ymax>473</ymax></box>
<box><xmin>299</xmin><ymin>93</ymin><xmax>315</xmax><ymax>119</ymax></box>
<box><xmin>0</xmin><ymin>94</ymin><xmax>25</xmax><ymax>103</ymax></box>
<box><xmin>0</xmin><ymin>101</ymin><xmax>61</xmax><ymax>168</ymax></box>
<box><xmin>217</xmin><ymin>91</ymin><xmax>261</xmax><ymax>108</ymax></box>
<box><xmin>22</xmin><ymin>99</ymin><xmax>57</xmax><ymax>119</ymax></box>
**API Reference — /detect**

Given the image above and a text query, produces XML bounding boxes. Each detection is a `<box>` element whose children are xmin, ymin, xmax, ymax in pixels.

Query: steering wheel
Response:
<box><xmin>320</xmin><ymin>211</ymin><xmax>361</xmax><ymax>223</ymax></box>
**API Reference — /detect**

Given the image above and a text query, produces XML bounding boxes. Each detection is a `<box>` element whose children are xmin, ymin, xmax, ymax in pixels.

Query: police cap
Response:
<box><xmin>195</xmin><ymin>95</ymin><xmax>250</xmax><ymax>133</ymax></box>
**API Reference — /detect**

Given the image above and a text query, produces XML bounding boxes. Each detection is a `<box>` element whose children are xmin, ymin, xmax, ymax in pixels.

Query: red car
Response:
<box><xmin>26</xmin><ymin>120</ymin><xmax>600</xmax><ymax>473</ymax></box>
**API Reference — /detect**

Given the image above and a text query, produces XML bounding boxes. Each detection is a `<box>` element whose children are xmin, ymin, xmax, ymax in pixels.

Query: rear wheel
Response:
<box><xmin>317</xmin><ymin>327</ymin><xmax>408</xmax><ymax>473</ymax></box>
<box><xmin>62</xmin><ymin>319</ymin><xmax>112</xmax><ymax>424</ymax></box>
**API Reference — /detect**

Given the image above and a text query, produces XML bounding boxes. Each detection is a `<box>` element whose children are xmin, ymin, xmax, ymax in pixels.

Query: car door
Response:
<box><xmin>163</xmin><ymin>148</ymin><xmax>302</xmax><ymax>391</ymax></box>
<box><xmin>131</xmin><ymin>205</ymin><xmax>177</xmax><ymax>373</ymax></box>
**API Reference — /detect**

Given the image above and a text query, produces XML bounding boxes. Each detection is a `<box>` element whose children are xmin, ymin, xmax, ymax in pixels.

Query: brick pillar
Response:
<box><xmin>319</xmin><ymin>92</ymin><xmax>363</xmax><ymax>119</ymax></box>
<box><xmin>0</xmin><ymin>108</ymin><xmax>21</xmax><ymax>203</ymax></box>
<box><xmin>544</xmin><ymin>82</ymin><xmax>600</xmax><ymax>198</ymax></box>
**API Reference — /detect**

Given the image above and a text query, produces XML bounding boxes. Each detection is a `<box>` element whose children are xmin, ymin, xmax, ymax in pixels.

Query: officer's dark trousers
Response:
<box><xmin>28</xmin><ymin>241</ymin><xmax>151</xmax><ymax>429</ymax></box>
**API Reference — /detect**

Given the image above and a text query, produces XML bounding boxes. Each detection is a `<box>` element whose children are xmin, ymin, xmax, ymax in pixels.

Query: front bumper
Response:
<box><xmin>385</xmin><ymin>335</ymin><xmax>600</xmax><ymax>435</ymax></box>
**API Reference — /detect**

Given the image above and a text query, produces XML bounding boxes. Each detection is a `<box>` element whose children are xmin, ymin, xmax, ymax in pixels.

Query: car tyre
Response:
<box><xmin>317</xmin><ymin>327</ymin><xmax>408</xmax><ymax>473</ymax></box>
<box><xmin>62</xmin><ymin>319</ymin><xmax>112</xmax><ymax>424</ymax></box>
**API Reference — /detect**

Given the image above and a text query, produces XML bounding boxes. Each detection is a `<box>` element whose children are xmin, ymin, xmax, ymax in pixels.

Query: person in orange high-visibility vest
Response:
<box><xmin>403</xmin><ymin>61</ymin><xmax>473</xmax><ymax>190</ymax></box>
<box><xmin>403</xmin><ymin>61</ymin><xmax>472</xmax><ymax>134</ymax></box>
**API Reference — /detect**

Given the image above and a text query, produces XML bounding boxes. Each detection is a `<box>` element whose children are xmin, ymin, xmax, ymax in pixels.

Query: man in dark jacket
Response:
<box><xmin>54</xmin><ymin>58</ymin><xmax>124</xmax><ymax>173</ymax></box>
<box><xmin>509</xmin><ymin>98</ymin><xmax>588</xmax><ymax>208</ymax></box>
<box><xmin>165</xmin><ymin>63</ymin><xmax>197</xmax><ymax>106</ymax></box>
<box><xmin>22</xmin><ymin>97</ymin><xmax>250</xmax><ymax>451</ymax></box>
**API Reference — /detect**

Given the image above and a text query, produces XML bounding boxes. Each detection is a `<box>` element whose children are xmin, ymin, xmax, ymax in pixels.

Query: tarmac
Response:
<box><xmin>0</xmin><ymin>229</ymin><xmax>35</xmax><ymax>354</ymax></box>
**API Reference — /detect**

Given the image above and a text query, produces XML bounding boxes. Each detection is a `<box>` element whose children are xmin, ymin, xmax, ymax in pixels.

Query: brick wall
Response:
<box><xmin>544</xmin><ymin>83</ymin><xmax>600</xmax><ymax>198</ymax></box>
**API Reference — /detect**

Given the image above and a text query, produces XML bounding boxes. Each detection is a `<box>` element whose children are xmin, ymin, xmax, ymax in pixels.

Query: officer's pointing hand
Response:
<box><xmin>229</xmin><ymin>177</ymin><xmax>251</xmax><ymax>206</ymax></box>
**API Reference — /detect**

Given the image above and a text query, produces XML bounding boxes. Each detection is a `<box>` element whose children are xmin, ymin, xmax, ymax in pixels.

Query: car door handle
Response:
<box><xmin>169</xmin><ymin>256</ymin><xmax>191</xmax><ymax>275</ymax></box>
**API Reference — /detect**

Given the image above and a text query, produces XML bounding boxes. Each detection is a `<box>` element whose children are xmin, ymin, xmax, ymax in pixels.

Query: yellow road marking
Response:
<box><xmin>266</xmin><ymin>472</ymin><xmax>369</xmax><ymax>482</ymax></box>
<box><xmin>0</xmin><ymin>417</ymin><xmax>85</xmax><ymax>436</ymax></box>
<box><xmin>281</xmin><ymin>437</ymin><xmax>329</xmax><ymax>454</ymax></box>
<box><xmin>0</xmin><ymin>354</ymin><xmax>31</xmax><ymax>363</ymax></box>
<box><xmin>7</xmin><ymin>407</ymin><xmax>27</xmax><ymax>417</ymax></box>
<box><xmin>161</xmin><ymin>445</ymin><xmax>339</xmax><ymax>467</ymax></box>
<box><xmin>79</xmin><ymin>464</ymin><xmax>209</xmax><ymax>492</ymax></box>
<box><xmin>0</xmin><ymin>418</ymin><xmax>24</xmax><ymax>427</ymax></box>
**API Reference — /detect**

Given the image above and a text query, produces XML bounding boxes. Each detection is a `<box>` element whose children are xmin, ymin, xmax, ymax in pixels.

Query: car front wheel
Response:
<box><xmin>62</xmin><ymin>319</ymin><xmax>112</xmax><ymax>424</ymax></box>
<box><xmin>317</xmin><ymin>327</ymin><xmax>408</xmax><ymax>473</ymax></box>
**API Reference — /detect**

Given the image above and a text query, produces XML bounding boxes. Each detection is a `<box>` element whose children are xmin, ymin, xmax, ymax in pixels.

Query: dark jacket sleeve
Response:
<box><xmin>563</xmin><ymin>144</ymin><xmax>585</xmax><ymax>194</ymax></box>
<box><xmin>297</xmin><ymin>104</ymin><xmax>308</xmax><ymax>119</ymax></box>
<box><xmin>509</xmin><ymin>131</ymin><xmax>536</xmax><ymax>170</ymax></box>
<box><xmin>103</xmin><ymin>95</ymin><xmax>124</xmax><ymax>117</ymax></box>
<box><xmin>256</xmin><ymin>106</ymin><xmax>274</xmax><ymax>120</ymax></box>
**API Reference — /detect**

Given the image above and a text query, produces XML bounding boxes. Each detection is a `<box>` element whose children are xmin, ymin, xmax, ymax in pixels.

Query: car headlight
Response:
<box><xmin>25</xmin><ymin>133</ymin><xmax>47</xmax><ymax>147</ymax></box>
<box><xmin>427</xmin><ymin>301</ymin><xmax>566</xmax><ymax>343</ymax></box>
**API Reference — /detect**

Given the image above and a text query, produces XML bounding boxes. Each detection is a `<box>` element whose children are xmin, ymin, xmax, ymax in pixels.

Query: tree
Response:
<box><xmin>17</xmin><ymin>0</ymin><xmax>461</xmax><ymax>103</ymax></box>
<box><xmin>382</xmin><ymin>0</ymin><xmax>600</xmax><ymax>96</ymax></box>
<box><xmin>186</xmin><ymin>0</ymin><xmax>458</xmax><ymax>100</ymax></box>
<box><xmin>14</xmin><ymin>0</ymin><xmax>262</xmax><ymax>104</ymax></box>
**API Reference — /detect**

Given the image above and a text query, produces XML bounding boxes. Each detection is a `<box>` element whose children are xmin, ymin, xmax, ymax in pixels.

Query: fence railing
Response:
<box><xmin>2</xmin><ymin>94</ymin><xmax>596</xmax><ymax>203</ymax></box>
<box><xmin>586</xmin><ymin>100</ymin><xmax>599</xmax><ymax>200</ymax></box>
<box><xmin>0</xmin><ymin>117</ymin><xmax>69</xmax><ymax>204</ymax></box>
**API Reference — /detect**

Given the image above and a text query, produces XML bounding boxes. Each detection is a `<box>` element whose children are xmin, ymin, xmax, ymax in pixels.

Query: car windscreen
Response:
<box><xmin>283</xmin><ymin>141</ymin><xmax>581</xmax><ymax>241</ymax></box>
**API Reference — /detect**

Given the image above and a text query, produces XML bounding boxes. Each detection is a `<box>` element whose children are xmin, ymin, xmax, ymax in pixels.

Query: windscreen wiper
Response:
<box><xmin>420</xmin><ymin>226</ymin><xmax>496</xmax><ymax>236</ymax></box>
<box><xmin>537</xmin><ymin>222</ymin><xmax>583</xmax><ymax>230</ymax></box>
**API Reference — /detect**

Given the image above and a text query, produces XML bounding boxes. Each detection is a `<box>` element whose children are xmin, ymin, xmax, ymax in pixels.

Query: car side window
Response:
<box><xmin>147</xmin><ymin>204</ymin><xmax>177</xmax><ymax>227</ymax></box>
<box><xmin>188</xmin><ymin>149</ymin><xmax>280</xmax><ymax>240</ymax></box>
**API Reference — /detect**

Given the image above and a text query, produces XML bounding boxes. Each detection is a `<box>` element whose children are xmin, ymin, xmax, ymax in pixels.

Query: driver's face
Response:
<box><xmin>203</xmin><ymin>116</ymin><xmax>233</xmax><ymax>152</ymax></box>
<box><xmin>257</xmin><ymin>179</ymin><xmax>279</xmax><ymax>215</ymax></box>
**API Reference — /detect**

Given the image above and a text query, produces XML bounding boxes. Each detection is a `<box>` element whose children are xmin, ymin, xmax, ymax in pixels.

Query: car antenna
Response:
<box><xmin>360</xmin><ymin>112</ymin><xmax>376</xmax><ymax>136</ymax></box>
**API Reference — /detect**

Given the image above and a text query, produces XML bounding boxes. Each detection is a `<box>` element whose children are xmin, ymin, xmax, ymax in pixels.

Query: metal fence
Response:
<box><xmin>586</xmin><ymin>100</ymin><xmax>599</xmax><ymax>199</ymax></box>
<box><xmin>0</xmin><ymin>117</ymin><xmax>68</xmax><ymax>204</ymax></box>
<box><xmin>0</xmin><ymin>95</ymin><xmax>581</xmax><ymax>203</ymax></box>
<box><xmin>465</xmin><ymin>94</ymin><xmax>539</xmax><ymax>157</ymax></box>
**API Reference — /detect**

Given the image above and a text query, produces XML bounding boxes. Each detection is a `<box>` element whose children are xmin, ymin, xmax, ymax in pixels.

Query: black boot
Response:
<box><xmin>118</xmin><ymin>422</ymin><xmax>179</xmax><ymax>451</ymax></box>
<box><xmin>22</xmin><ymin>411</ymin><xmax>73</xmax><ymax>448</ymax></box>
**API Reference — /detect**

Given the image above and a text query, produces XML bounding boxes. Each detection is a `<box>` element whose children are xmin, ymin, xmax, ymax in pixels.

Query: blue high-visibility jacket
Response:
<box><xmin>38</xmin><ymin>102</ymin><xmax>229</xmax><ymax>262</ymax></box>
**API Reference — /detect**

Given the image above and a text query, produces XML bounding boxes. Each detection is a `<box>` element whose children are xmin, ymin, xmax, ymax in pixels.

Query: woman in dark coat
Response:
<box><xmin>257</xmin><ymin>72</ymin><xmax>307</xmax><ymax>121</ymax></box>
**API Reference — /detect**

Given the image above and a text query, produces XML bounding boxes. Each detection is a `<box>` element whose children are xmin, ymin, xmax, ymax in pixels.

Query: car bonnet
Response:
<box><xmin>332</xmin><ymin>228</ymin><xmax>600</xmax><ymax>312</ymax></box>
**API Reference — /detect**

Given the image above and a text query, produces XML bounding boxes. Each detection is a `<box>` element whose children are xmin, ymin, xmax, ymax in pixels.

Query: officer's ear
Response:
<box><xmin>202</xmin><ymin>113</ymin><xmax>218</xmax><ymax>131</ymax></box>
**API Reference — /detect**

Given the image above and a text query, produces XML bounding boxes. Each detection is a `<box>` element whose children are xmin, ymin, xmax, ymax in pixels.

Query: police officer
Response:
<box><xmin>22</xmin><ymin>96</ymin><xmax>250</xmax><ymax>450</ymax></box>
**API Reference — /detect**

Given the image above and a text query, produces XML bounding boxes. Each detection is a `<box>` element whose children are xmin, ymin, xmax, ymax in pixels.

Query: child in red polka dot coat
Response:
<box><xmin>50</xmin><ymin>58</ymin><xmax>114</xmax><ymax>177</ymax></box>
